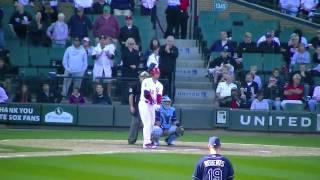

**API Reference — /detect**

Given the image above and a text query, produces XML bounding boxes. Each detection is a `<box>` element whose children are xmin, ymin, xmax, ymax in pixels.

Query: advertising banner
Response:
<box><xmin>7</xmin><ymin>103</ymin><xmax>41</xmax><ymax>124</ymax></box>
<box><xmin>42</xmin><ymin>104</ymin><xmax>77</xmax><ymax>124</ymax></box>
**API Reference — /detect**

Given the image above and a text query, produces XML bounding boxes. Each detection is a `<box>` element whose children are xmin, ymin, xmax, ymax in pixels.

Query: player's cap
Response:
<box><xmin>209</xmin><ymin>136</ymin><xmax>221</xmax><ymax>147</ymax></box>
<box><xmin>83</xmin><ymin>37</ymin><xmax>90</xmax><ymax>42</ymax></box>
<box><xmin>162</xmin><ymin>96</ymin><xmax>171</xmax><ymax>102</ymax></box>
<box><xmin>139</xmin><ymin>71</ymin><xmax>149</xmax><ymax>77</ymax></box>
<box><xmin>125</xmin><ymin>16</ymin><xmax>133</xmax><ymax>21</ymax></box>
<box><xmin>150</xmin><ymin>67</ymin><xmax>160</xmax><ymax>76</ymax></box>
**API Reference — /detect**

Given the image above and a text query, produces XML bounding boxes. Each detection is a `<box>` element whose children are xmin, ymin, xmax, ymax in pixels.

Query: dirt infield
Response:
<box><xmin>0</xmin><ymin>139</ymin><xmax>320</xmax><ymax>158</ymax></box>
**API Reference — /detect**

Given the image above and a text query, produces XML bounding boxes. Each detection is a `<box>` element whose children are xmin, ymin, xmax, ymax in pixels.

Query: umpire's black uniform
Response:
<box><xmin>128</xmin><ymin>80</ymin><xmax>142</xmax><ymax>144</ymax></box>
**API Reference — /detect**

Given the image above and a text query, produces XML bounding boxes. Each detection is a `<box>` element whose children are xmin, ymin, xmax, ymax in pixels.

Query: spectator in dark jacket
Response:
<box><xmin>313</xmin><ymin>46</ymin><xmax>320</xmax><ymax>64</ymax></box>
<box><xmin>37</xmin><ymin>83</ymin><xmax>61</xmax><ymax>103</ymax></box>
<box><xmin>13</xmin><ymin>84</ymin><xmax>32</xmax><ymax>103</ymax></box>
<box><xmin>92</xmin><ymin>84</ymin><xmax>112</xmax><ymax>105</ymax></box>
<box><xmin>264</xmin><ymin>76</ymin><xmax>282</xmax><ymax>110</ymax></box>
<box><xmin>92</xmin><ymin>0</ymin><xmax>108</xmax><ymax>14</ymax></box>
<box><xmin>40</xmin><ymin>1</ymin><xmax>58</xmax><ymax>24</ymax></box>
<box><xmin>240</xmin><ymin>73</ymin><xmax>259</xmax><ymax>107</ymax></box>
<box><xmin>29</xmin><ymin>12</ymin><xmax>48</xmax><ymax>46</ymax></box>
<box><xmin>111</xmin><ymin>0</ymin><xmax>134</xmax><ymax>16</ymax></box>
<box><xmin>119</xmin><ymin>16</ymin><xmax>141</xmax><ymax>49</ymax></box>
<box><xmin>9</xmin><ymin>4</ymin><xmax>32</xmax><ymax>40</ymax></box>
<box><xmin>310</xmin><ymin>30</ymin><xmax>320</xmax><ymax>49</ymax></box>
<box><xmin>258</xmin><ymin>33</ymin><xmax>280</xmax><ymax>53</ymax></box>
<box><xmin>121</xmin><ymin>38</ymin><xmax>140</xmax><ymax>78</ymax></box>
<box><xmin>68</xmin><ymin>7</ymin><xmax>92</xmax><ymax>39</ymax></box>
<box><xmin>237</xmin><ymin>32</ymin><xmax>257</xmax><ymax>58</ymax></box>
<box><xmin>210</xmin><ymin>31</ymin><xmax>235</xmax><ymax>55</ymax></box>
<box><xmin>69</xmin><ymin>87</ymin><xmax>85</xmax><ymax>104</ymax></box>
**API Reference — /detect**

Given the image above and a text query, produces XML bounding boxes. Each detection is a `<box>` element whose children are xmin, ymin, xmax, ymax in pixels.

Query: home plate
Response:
<box><xmin>259</xmin><ymin>150</ymin><xmax>272</xmax><ymax>154</ymax></box>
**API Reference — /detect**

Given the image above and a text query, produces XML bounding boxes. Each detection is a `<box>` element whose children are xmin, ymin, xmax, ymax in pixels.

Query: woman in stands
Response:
<box><xmin>13</xmin><ymin>84</ymin><xmax>32</xmax><ymax>103</ymax></box>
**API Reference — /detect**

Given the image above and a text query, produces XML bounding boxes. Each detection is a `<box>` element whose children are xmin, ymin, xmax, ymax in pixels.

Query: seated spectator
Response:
<box><xmin>237</xmin><ymin>32</ymin><xmax>257</xmax><ymax>59</ymax></box>
<box><xmin>293</xmin><ymin>29</ymin><xmax>308</xmax><ymax>48</ymax></box>
<box><xmin>69</xmin><ymin>88</ymin><xmax>85</xmax><ymax>104</ymax></box>
<box><xmin>258</xmin><ymin>33</ymin><xmax>280</xmax><ymax>53</ymax></box>
<box><xmin>36</xmin><ymin>83</ymin><xmax>61</xmax><ymax>103</ymax></box>
<box><xmin>310</xmin><ymin>30</ymin><xmax>320</xmax><ymax>49</ymax></box>
<box><xmin>264</xmin><ymin>76</ymin><xmax>282</xmax><ymax>110</ymax></box>
<box><xmin>272</xmin><ymin>68</ymin><xmax>286</xmax><ymax>87</ymax></box>
<box><xmin>92</xmin><ymin>0</ymin><xmax>108</xmax><ymax>14</ymax></box>
<box><xmin>92</xmin><ymin>6</ymin><xmax>120</xmax><ymax>39</ymax></box>
<box><xmin>250</xmin><ymin>66</ymin><xmax>262</xmax><ymax>90</ymax></box>
<box><xmin>146</xmin><ymin>44</ymin><xmax>160</xmax><ymax>69</ymax></box>
<box><xmin>74</xmin><ymin>0</ymin><xmax>93</xmax><ymax>14</ymax></box>
<box><xmin>301</xmin><ymin>0</ymin><xmax>319</xmax><ymax>21</ymax></box>
<box><xmin>250</xmin><ymin>91</ymin><xmax>270</xmax><ymax>110</ymax></box>
<box><xmin>291</xmin><ymin>43</ymin><xmax>311</xmax><ymax>67</ymax></box>
<box><xmin>279</xmin><ymin>0</ymin><xmax>300</xmax><ymax>16</ymax></box>
<box><xmin>111</xmin><ymin>0</ymin><xmax>134</xmax><ymax>16</ymax></box>
<box><xmin>0</xmin><ymin>84</ymin><xmax>8</xmax><ymax>103</ymax></box>
<box><xmin>292</xmin><ymin>63</ymin><xmax>313</xmax><ymax>96</ymax></box>
<box><xmin>308</xmin><ymin>86</ymin><xmax>320</xmax><ymax>112</ymax></box>
<box><xmin>92</xmin><ymin>84</ymin><xmax>112</xmax><ymax>105</ymax></box>
<box><xmin>121</xmin><ymin>38</ymin><xmax>140</xmax><ymax>78</ymax></box>
<box><xmin>230</xmin><ymin>88</ymin><xmax>246</xmax><ymax>109</ymax></box>
<box><xmin>281</xmin><ymin>74</ymin><xmax>304</xmax><ymax>108</ymax></box>
<box><xmin>9</xmin><ymin>3</ymin><xmax>32</xmax><ymax>41</ymax></box>
<box><xmin>46</xmin><ymin>13</ymin><xmax>68</xmax><ymax>47</ymax></box>
<box><xmin>207</xmin><ymin>50</ymin><xmax>236</xmax><ymax>87</ymax></box>
<box><xmin>119</xmin><ymin>16</ymin><xmax>141</xmax><ymax>50</ymax></box>
<box><xmin>29</xmin><ymin>12</ymin><xmax>48</xmax><ymax>46</ymax></box>
<box><xmin>14</xmin><ymin>0</ymin><xmax>34</xmax><ymax>7</ymax></box>
<box><xmin>68</xmin><ymin>7</ymin><xmax>92</xmax><ymax>39</ymax></box>
<box><xmin>312</xmin><ymin>46</ymin><xmax>320</xmax><ymax>64</ymax></box>
<box><xmin>257</xmin><ymin>30</ymin><xmax>280</xmax><ymax>46</ymax></box>
<box><xmin>13</xmin><ymin>84</ymin><xmax>32</xmax><ymax>103</ymax></box>
<box><xmin>210</xmin><ymin>31</ymin><xmax>235</xmax><ymax>55</ymax></box>
<box><xmin>144</xmin><ymin>38</ymin><xmax>160</xmax><ymax>66</ymax></box>
<box><xmin>82</xmin><ymin>37</ymin><xmax>93</xmax><ymax>56</ymax></box>
<box><xmin>285</xmin><ymin>33</ymin><xmax>300</xmax><ymax>65</ymax></box>
<box><xmin>240</xmin><ymin>73</ymin><xmax>259</xmax><ymax>107</ymax></box>
<box><xmin>215</xmin><ymin>73</ymin><xmax>238</xmax><ymax>107</ymax></box>
<box><xmin>40</xmin><ymin>1</ymin><xmax>58</xmax><ymax>24</ymax></box>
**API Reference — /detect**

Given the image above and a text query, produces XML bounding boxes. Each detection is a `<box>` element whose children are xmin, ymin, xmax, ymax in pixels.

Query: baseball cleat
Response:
<box><xmin>143</xmin><ymin>143</ymin><xmax>157</xmax><ymax>149</ymax></box>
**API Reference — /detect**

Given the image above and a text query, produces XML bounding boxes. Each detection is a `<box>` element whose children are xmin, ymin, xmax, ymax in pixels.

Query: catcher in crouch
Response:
<box><xmin>152</xmin><ymin>96</ymin><xmax>184</xmax><ymax>146</ymax></box>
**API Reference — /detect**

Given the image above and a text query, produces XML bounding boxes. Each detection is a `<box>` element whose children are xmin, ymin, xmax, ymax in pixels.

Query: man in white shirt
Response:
<box><xmin>257</xmin><ymin>31</ymin><xmax>280</xmax><ymax>46</ymax></box>
<box><xmin>279</xmin><ymin>0</ymin><xmax>301</xmax><ymax>17</ymax></box>
<box><xmin>165</xmin><ymin>0</ymin><xmax>181</xmax><ymax>38</ymax></box>
<box><xmin>301</xmin><ymin>0</ymin><xmax>319</xmax><ymax>21</ymax></box>
<box><xmin>74</xmin><ymin>0</ymin><xmax>93</xmax><ymax>14</ymax></box>
<box><xmin>216</xmin><ymin>73</ymin><xmax>237</xmax><ymax>107</ymax></box>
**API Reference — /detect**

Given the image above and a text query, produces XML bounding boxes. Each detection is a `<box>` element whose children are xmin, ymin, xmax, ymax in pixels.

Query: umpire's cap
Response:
<box><xmin>209</xmin><ymin>136</ymin><xmax>221</xmax><ymax>147</ymax></box>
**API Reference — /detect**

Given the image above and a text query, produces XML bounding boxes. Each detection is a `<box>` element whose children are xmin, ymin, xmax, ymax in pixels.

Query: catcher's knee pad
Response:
<box><xmin>152</xmin><ymin>126</ymin><xmax>163</xmax><ymax>137</ymax></box>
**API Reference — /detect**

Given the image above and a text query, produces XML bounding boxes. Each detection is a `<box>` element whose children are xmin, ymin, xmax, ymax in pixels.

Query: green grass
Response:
<box><xmin>0</xmin><ymin>144</ymin><xmax>65</xmax><ymax>153</ymax></box>
<box><xmin>0</xmin><ymin>129</ymin><xmax>319</xmax><ymax>147</ymax></box>
<box><xmin>0</xmin><ymin>153</ymin><xmax>319</xmax><ymax>180</ymax></box>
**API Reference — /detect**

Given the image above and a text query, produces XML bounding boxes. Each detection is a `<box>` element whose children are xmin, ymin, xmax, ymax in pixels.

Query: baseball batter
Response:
<box><xmin>193</xmin><ymin>137</ymin><xmax>234</xmax><ymax>180</ymax></box>
<box><xmin>139</xmin><ymin>67</ymin><xmax>163</xmax><ymax>149</ymax></box>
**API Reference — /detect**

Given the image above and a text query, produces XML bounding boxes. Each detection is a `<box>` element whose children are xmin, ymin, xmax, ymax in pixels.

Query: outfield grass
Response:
<box><xmin>0</xmin><ymin>129</ymin><xmax>319</xmax><ymax>147</ymax></box>
<box><xmin>0</xmin><ymin>153</ymin><xmax>319</xmax><ymax>180</ymax></box>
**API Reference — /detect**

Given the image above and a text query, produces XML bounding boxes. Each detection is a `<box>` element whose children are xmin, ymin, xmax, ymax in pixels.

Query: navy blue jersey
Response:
<box><xmin>193</xmin><ymin>154</ymin><xmax>234</xmax><ymax>180</ymax></box>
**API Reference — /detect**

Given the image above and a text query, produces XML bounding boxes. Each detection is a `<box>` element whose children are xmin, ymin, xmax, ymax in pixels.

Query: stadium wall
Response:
<box><xmin>0</xmin><ymin>103</ymin><xmax>319</xmax><ymax>133</ymax></box>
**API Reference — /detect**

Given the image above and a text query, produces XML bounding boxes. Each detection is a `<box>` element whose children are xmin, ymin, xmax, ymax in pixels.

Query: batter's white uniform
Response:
<box><xmin>139</xmin><ymin>78</ymin><xmax>163</xmax><ymax>145</ymax></box>
<box><xmin>92</xmin><ymin>43</ymin><xmax>115</xmax><ymax>80</ymax></box>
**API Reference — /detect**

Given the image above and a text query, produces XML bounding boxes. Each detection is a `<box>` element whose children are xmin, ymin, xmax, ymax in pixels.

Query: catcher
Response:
<box><xmin>152</xmin><ymin>96</ymin><xmax>184</xmax><ymax>146</ymax></box>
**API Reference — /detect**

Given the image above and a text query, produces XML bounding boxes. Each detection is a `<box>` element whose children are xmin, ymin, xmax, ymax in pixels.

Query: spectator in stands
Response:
<box><xmin>13</xmin><ymin>84</ymin><xmax>32</xmax><ymax>103</ymax></box>
<box><xmin>264</xmin><ymin>76</ymin><xmax>282</xmax><ymax>110</ymax></box>
<box><xmin>46</xmin><ymin>13</ymin><xmax>68</xmax><ymax>48</ymax></box>
<box><xmin>291</xmin><ymin>43</ymin><xmax>311</xmax><ymax>66</ymax></box>
<box><xmin>310</xmin><ymin>30</ymin><xmax>320</xmax><ymax>49</ymax></box>
<box><xmin>286</xmin><ymin>33</ymin><xmax>300</xmax><ymax>65</ymax></box>
<box><xmin>29</xmin><ymin>12</ymin><xmax>48</xmax><ymax>46</ymax></box>
<box><xmin>69</xmin><ymin>87</ymin><xmax>85</xmax><ymax>104</ymax></box>
<box><xmin>281</xmin><ymin>74</ymin><xmax>304</xmax><ymax>108</ymax></box>
<box><xmin>257</xmin><ymin>30</ymin><xmax>280</xmax><ymax>46</ymax></box>
<box><xmin>111</xmin><ymin>0</ymin><xmax>134</xmax><ymax>16</ymax></box>
<box><xmin>0</xmin><ymin>84</ymin><xmax>8</xmax><ymax>103</ymax></box>
<box><xmin>119</xmin><ymin>16</ymin><xmax>141</xmax><ymax>50</ymax></box>
<box><xmin>68</xmin><ymin>7</ymin><xmax>92</xmax><ymax>39</ymax></box>
<box><xmin>159</xmin><ymin>35</ymin><xmax>179</xmax><ymax>97</ymax></box>
<box><xmin>292</xmin><ymin>63</ymin><xmax>313</xmax><ymax>96</ymax></box>
<box><xmin>9</xmin><ymin>3</ymin><xmax>32</xmax><ymax>41</ymax></box>
<box><xmin>92</xmin><ymin>0</ymin><xmax>108</xmax><ymax>14</ymax></box>
<box><xmin>240</xmin><ymin>73</ymin><xmax>259</xmax><ymax>108</ymax></box>
<box><xmin>92</xmin><ymin>6</ymin><xmax>120</xmax><ymax>39</ymax></box>
<box><xmin>92</xmin><ymin>35</ymin><xmax>116</xmax><ymax>97</ymax></box>
<box><xmin>308</xmin><ymin>86</ymin><xmax>320</xmax><ymax>112</ymax></box>
<box><xmin>207</xmin><ymin>50</ymin><xmax>235</xmax><ymax>88</ymax></box>
<box><xmin>145</xmin><ymin>38</ymin><xmax>160</xmax><ymax>62</ymax></box>
<box><xmin>14</xmin><ymin>0</ymin><xmax>34</xmax><ymax>7</ymax></box>
<box><xmin>0</xmin><ymin>7</ymin><xmax>4</xmax><ymax>49</ymax></box>
<box><xmin>62</xmin><ymin>37</ymin><xmax>88</xmax><ymax>97</ymax></box>
<box><xmin>74</xmin><ymin>0</ymin><xmax>93</xmax><ymax>14</ymax></box>
<box><xmin>312</xmin><ymin>46</ymin><xmax>320</xmax><ymax>64</ymax></box>
<box><xmin>272</xmin><ymin>68</ymin><xmax>286</xmax><ymax>87</ymax></box>
<box><xmin>279</xmin><ymin>0</ymin><xmax>300</xmax><ymax>16</ymax></box>
<box><xmin>301</xmin><ymin>0</ymin><xmax>319</xmax><ymax>21</ymax></box>
<box><xmin>250</xmin><ymin>91</ymin><xmax>269</xmax><ymax>110</ymax></box>
<box><xmin>293</xmin><ymin>29</ymin><xmax>308</xmax><ymax>47</ymax></box>
<box><xmin>0</xmin><ymin>48</ymin><xmax>10</xmax><ymax>65</ymax></box>
<box><xmin>40</xmin><ymin>1</ymin><xmax>58</xmax><ymax>24</ymax></box>
<box><xmin>258</xmin><ymin>32</ymin><xmax>280</xmax><ymax>53</ymax></box>
<box><xmin>179</xmin><ymin>0</ymin><xmax>189</xmax><ymax>39</ymax></box>
<box><xmin>210</xmin><ymin>31</ymin><xmax>235</xmax><ymax>55</ymax></box>
<box><xmin>140</xmin><ymin>0</ymin><xmax>158</xmax><ymax>29</ymax></box>
<box><xmin>165</xmin><ymin>0</ymin><xmax>181</xmax><ymax>38</ymax></box>
<box><xmin>146</xmin><ymin>44</ymin><xmax>160</xmax><ymax>69</ymax></box>
<box><xmin>37</xmin><ymin>83</ymin><xmax>61</xmax><ymax>103</ymax></box>
<box><xmin>250</xmin><ymin>66</ymin><xmax>262</xmax><ymax>90</ymax></box>
<box><xmin>0</xmin><ymin>58</ymin><xmax>11</xmax><ymax>81</ymax></box>
<box><xmin>237</xmin><ymin>32</ymin><xmax>257</xmax><ymax>59</ymax></box>
<box><xmin>82</xmin><ymin>37</ymin><xmax>93</xmax><ymax>56</ymax></box>
<box><xmin>121</xmin><ymin>38</ymin><xmax>140</xmax><ymax>78</ymax></box>
<box><xmin>216</xmin><ymin>73</ymin><xmax>238</xmax><ymax>107</ymax></box>
<box><xmin>92</xmin><ymin>83</ymin><xmax>112</xmax><ymax>105</ymax></box>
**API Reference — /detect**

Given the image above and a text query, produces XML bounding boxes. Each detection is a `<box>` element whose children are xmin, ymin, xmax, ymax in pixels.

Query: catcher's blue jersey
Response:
<box><xmin>155</xmin><ymin>106</ymin><xmax>176</xmax><ymax>129</ymax></box>
<box><xmin>193</xmin><ymin>154</ymin><xmax>234</xmax><ymax>180</ymax></box>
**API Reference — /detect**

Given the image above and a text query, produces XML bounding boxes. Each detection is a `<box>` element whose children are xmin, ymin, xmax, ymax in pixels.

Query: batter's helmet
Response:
<box><xmin>150</xmin><ymin>67</ymin><xmax>160</xmax><ymax>76</ymax></box>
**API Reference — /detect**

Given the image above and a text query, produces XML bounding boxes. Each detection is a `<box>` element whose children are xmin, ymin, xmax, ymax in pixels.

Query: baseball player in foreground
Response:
<box><xmin>152</xmin><ymin>96</ymin><xmax>184</xmax><ymax>146</ymax></box>
<box><xmin>192</xmin><ymin>137</ymin><xmax>234</xmax><ymax>180</ymax></box>
<box><xmin>139</xmin><ymin>67</ymin><xmax>163</xmax><ymax>149</ymax></box>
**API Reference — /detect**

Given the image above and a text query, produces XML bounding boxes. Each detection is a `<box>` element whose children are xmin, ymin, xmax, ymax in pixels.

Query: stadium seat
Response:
<box><xmin>229</xmin><ymin>12</ymin><xmax>250</xmax><ymax>23</ymax></box>
<box><xmin>242</xmin><ymin>53</ymin><xmax>263</xmax><ymax>71</ymax></box>
<box><xmin>7</xmin><ymin>40</ymin><xmax>29</xmax><ymax>66</ymax></box>
<box><xmin>20</xmin><ymin>67</ymin><xmax>37</xmax><ymax>76</ymax></box>
<box><xmin>262</xmin><ymin>54</ymin><xmax>284</xmax><ymax>72</ymax></box>
<box><xmin>279</xmin><ymin>27</ymin><xmax>295</xmax><ymax>43</ymax></box>
<box><xmin>283</xmin><ymin>103</ymin><xmax>305</xmax><ymax>111</ymax></box>
<box><xmin>231</xmin><ymin>26</ymin><xmax>245</xmax><ymax>43</ymax></box>
<box><xmin>30</xmin><ymin>47</ymin><xmax>50</xmax><ymax>66</ymax></box>
<box><xmin>49</xmin><ymin>47</ymin><xmax>65</xmax><ymax>61</ymax></box>
<box><xmin>214</xmin><ymin>19</ymin><xmax>232</xmax><ymax>31</ymax></box>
